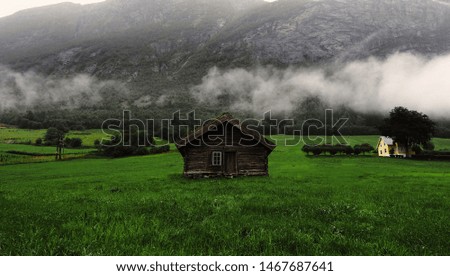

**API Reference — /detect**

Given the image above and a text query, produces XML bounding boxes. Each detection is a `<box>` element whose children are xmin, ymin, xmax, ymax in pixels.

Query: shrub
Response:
<box><xmin>35</xmin><ymin>138</ymin><xmax>43</xmax><ymax>146</ymax></box>
<box><xmin>100</xmin><ymin>144</ymin><xmax>136</xmax><ymax>158</ymax></box>
<box><xmin>423</xmin><ymin>142</ymin><xmax>435</xmax><ymax>151</ymax></box>
<box><xmin>98</xmin><ymin>129</ymin><xmax>156</xmax><ymax>158</ymax></box>
<box><xmin>336</xmin><ymin>144</ymin><xmax>354</xmax><ymax>156</ymax></box>
<box><xmin>302</xmin><ymin>144</ymin><xmax>374</xmax><ymax>156</ymax></box>
<box><xmin>94</xmin><ymin>139</ymin><xmax>101</xmax><ymax>147</ymax></box>
<box><xmin>301</xmin><ymin>145</ymin><xmax>313</xmax><ymax>155</ymax></box>
<box><xmin>69</xmin><ymin>138</ymin><xmax>83</xmax><ymax>148</ymax></box>
<box><xmin>149</xmin><ymin>145</ymin><xmax>170</xmax><ymax>154</ymax></box>
<box><xmin>63</xmin><ymin>137</ymin><xmax>82</xmax><ymax>148</ymax></box>
<box><xmin>412</xmin><ymin>144</ymin><xmax>423</xmax><ymax>155</ymax></box>
<box><xmin>327</xmin><ymin>145</ymin><xmax>338</xmax><ymax>156</ymax></box>
<box><xmin>45</xmin><ymin>127</ymin><xmax>66</xmax><ymax>145</ymax></box>
<box><xmin>134</xmin><ymin>147</ymin><xmax>149</xmax><ymax>156</ymax></box>
<box><xmin>303</xmin><ymin>144</ymin><xmax>354</xmax><ymax>156</ymax></box>
<box><xmin>344</xmin><ymin>147</ymin><xmax>354</xmax><ymax>156</ymax></box>
<box><xmin>354</xmin><ymin>144</ymin><xmax>374</xmax><ymax>155</ymax></box>
<box><xmin>311</xmin><ymin>147</ymin><xmax>322</xmax><ymax>156</ymax></box>
<box><xmin>64</xmin><ymin>137</ymin><xmax>72</xmax><ymax>145</ymax></box>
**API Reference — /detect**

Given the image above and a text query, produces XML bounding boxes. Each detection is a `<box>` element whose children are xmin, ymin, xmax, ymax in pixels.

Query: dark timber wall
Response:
<box><xmin>180</xmin><ymin>122</ymin><xmax>272</xmax><ymax>178</ymax></box>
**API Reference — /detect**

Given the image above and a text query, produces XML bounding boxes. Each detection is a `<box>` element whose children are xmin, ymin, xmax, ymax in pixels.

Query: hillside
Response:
<box><xmin>0</xmin><ymin>0</ymin><xmax>449</xmax><ymax>95</ymax></box>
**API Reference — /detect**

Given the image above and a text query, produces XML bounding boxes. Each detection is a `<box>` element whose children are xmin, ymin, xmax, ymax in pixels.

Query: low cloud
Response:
<box><xmin>0</xmin><ymin>65</ymin><xmax>128</xmax><ymax>112</ymax></box>
<box><xmin>191</xmin><ymin>52</ymin><xmax>450</xmax><ymax>117</ymax></box>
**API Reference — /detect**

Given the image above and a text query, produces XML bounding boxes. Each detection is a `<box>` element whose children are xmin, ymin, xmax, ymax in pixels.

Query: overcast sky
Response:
<box><xmin>0</xmin><ymin>0</ymin><xmax>278</xmax><ymax>18</ymax></box>
<box><xmin>0</xmin><ymin>0</ymin><xmax>106</xmax><ymax>18</ymax></box>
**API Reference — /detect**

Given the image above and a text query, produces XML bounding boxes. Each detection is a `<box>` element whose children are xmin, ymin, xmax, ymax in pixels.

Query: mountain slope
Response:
<box><xmin>208</xmin><ymin>0</ymin><xmax>450</xmax><ymax>64</ymax></box>
<box><xmin>0</xmin><ymin>0</ymin><xmax>449</xmax><ymax>99</ymax></box>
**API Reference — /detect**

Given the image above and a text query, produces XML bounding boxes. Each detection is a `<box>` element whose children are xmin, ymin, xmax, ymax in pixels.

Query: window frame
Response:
<box><xmin>212</xmin><ymin>151</ymin><xmax>223</xmax><ymax>166</ymax></box>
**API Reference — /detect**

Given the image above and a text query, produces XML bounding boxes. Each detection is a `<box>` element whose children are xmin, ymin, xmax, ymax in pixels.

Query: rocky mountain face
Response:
<box><xmin>0</xmin><ymin>0</ymin><xmax>262</xmax><ymax>63</ymax></box>
<box><xmin>216</xmin><ymin>0</ymin><xmax>450</xmax><ymax>64</ymax></box>
<box><xmin>0</xmin><ymin>0</ymin><xmax>449</xmax><ymax>97</ymax></box>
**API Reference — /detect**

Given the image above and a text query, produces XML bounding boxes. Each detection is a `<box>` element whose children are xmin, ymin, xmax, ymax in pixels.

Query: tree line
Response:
<box><xmin>2</xmin><ymin>107</ymin><xmax>450</xmax><ymax>138</ymax></box>
<box><xmin>302</xmin><ymin>144</ymin><xmax>375</xmax><ymax>156</ymax></box>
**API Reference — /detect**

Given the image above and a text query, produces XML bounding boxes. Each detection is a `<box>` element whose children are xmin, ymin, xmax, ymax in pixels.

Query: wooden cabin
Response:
<box><xmin>176</xmin><ymin>114</ymin><xmax>276</xmax><ymax>178</ymax></box>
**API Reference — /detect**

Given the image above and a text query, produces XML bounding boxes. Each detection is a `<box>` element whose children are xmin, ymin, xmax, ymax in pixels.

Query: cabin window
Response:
<box><xmin>385</xmin><ymin>149</ymin><xmax>387</xmax><ymax>153</ymax></box>
<box><xmin>212</xmin><ymin>151</ymin><xmax>223</xmax><ymax>166</ymax></box>
<box><xmin>380</xmin><ymin>150</ymin><xmax>382</xmax><ymax>155</ymax></box>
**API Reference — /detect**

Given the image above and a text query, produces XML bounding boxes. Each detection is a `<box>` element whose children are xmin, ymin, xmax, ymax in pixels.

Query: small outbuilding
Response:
<box><xmin>176</xmin><ymin>113</ymin><xmax>276</xmax><ymax>178</ymax></box>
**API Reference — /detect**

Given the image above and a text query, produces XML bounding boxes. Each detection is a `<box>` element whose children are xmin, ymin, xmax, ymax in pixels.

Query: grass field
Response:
<box><xmin>3</xmin><ymin>128</ymin><xmax>450</xmax><ymax>150</ymax></box>
<box><xmin>0</xmin><ymin>129</ymin><xmax>46</xmax><ymax>144</ymax></box>
<box><xmin>0</xmin><ymin>129</ymin><xmax>109</xmax><ymax>147</ymax></box>
<box><xmin>0</xmin><ymin>128</ymin><xmax>109</xmax><ymax>165</ymax></box>
<box><xmin>0</xmin><ymin>144</ymin><xmax>95</xmax><ymax>155</ymax></box>
<box><xmin>0</xmin><ymin>144</ymin><xmax>95</xmax><ymax>165</ymax></box>
<box><xmin>0</xmin><ymin>133</ymin><xmax>449</xmax><ymax>256</ymax></box>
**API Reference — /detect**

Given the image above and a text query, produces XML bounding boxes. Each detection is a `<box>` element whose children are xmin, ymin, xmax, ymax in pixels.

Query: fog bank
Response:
<box><xmin>0</xmin><ymin>65</ymin><xmax>128</xmax><ymax>111</ymax></box>
<box><xmin>191</xmin><ymin>52</ymin><xmax>450</xmax><ymax>117</ymax></box>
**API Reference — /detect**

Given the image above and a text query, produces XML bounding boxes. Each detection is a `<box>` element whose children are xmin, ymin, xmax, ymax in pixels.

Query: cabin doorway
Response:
<box><xmin>224</xmin><ymin>152</ymin><xmax>237</xmax><ymax>176</ymax></box>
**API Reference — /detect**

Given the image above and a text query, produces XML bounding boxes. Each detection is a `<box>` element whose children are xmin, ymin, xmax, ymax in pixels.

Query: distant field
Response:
<box><xmin>0</xmin><ymin>128</ymin><xmax>171</xmax><ymax>165</ymax></box>
<box><xmin>0</xmin><ymin>144</ymin><xmax>94</xmax><ymax>155</ymax></box>
<box><xmin>2</xmin><ymin>128</ymin><xmax>450</xmax><ymax>150</ymax></box>
<box><xmin>0</xmin><ymin>129</ymin><xmax>110</xmax><ymax>147</ymax></box>
<box><xmin>0</xmin><ymin>129</ymin><xmax>46</xmax><ymax>144</ymax></box>
<box><xmin>271</xmin><ymin>135</ymin><xmax>450</xmax><ymax>151</ymax></box>
<box><xmin>0</xmin><ymin>134</ymin><xmax>448</xmax><ymax>256</ymax></box>
<box><xmin>0</xmin><ymin>144</ymin><xmax>95</xmax><ymax>166</ymax></box>
<box><xmin>66</xmin><ymin>130</ymin><xmax>113</xmax><ymax>147</ymax></box>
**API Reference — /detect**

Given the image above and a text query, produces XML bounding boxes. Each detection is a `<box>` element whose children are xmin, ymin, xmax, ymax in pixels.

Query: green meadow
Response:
<box><xmin>0</xmin><ymin>130</ymin><xmax>449</xmax><ymax>256</ymax></box>
<box><xmin>0</xmin><ymin>129</ymin><xmax>108</xmax><ymax>147</ymax></box>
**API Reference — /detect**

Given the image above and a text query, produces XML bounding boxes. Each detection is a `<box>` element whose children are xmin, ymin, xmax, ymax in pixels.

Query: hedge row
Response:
<box><xmin>99</xmin><ymin>144</ymin><xmax>171</xmax><ymax>158</ymax></box>
<box><xmin>413</xmin><ymin>150</ymin><xmax>450</xmax><ymax>161</ymax></box>
<box><xmin>421</xmin><ymin>150</ymin><xmax>450</xmax><ymax>156</ymax></box>
<box><xmin>302</xmin><ymin>144</ymin><xmax>375</xmax><ymax>156</ymax></box>
<box><xmin>149</xmin><ymin>145</ymin><xmax>171</xmax><ymax>155</ymax></box>
<box><xmin>6</xmin><ymin>151</ymin><xmax>54</xmax><ymax>157</ymax></box>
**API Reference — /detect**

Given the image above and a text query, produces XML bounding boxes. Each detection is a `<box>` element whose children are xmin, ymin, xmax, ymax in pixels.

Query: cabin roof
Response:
<box><xmin>176</xmin><ymin>113</ymin><xmax>276</xmax><ymax>152</ymax></box>
<box><xmin>379</xmin><ymin>136</ymin><xmax>394</xmax><ymax>146</ymax></box>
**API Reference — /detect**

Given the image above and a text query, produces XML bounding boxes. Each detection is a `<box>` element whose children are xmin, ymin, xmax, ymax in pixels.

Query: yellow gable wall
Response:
<box><xmin>377</xmin><ymin>139</ymin><xmax>416</xmax><ymax>157</ymax></box>
<box><xmin>377</xmin><ymin>139</ymin><xmax>392</xmax><ymax>157</ymax></box>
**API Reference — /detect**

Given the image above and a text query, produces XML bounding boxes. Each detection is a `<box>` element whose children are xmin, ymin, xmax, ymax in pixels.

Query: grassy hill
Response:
<box><xmin>0</xmin><ymin>128</ymin><xmax>107</xmax><ymax>146</ymax></box>
<box><xmin>0</xmin><ymin>135</ymin><xmax>448</xmax><ymax>255</ymax></box>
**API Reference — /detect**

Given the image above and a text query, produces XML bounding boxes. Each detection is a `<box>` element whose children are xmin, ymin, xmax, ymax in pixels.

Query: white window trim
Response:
<box><xmin>212</xmin><ymin>151</ymin><xmax>223</xmax><ymax>166</ymax></box>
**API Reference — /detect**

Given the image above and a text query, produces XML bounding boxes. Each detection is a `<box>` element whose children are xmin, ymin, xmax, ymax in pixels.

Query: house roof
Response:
<box><xmin>176</xmin><ymin>113</ymin><xmax>276</xmax><ymax>152</ymax></box>
<box><xmin>379</xmin><ymin>136</ymin><xmax>394</xmax><ymax>146</ymax></box>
